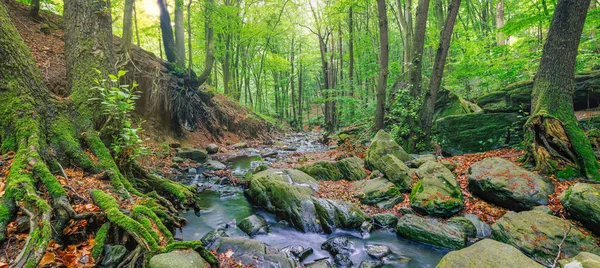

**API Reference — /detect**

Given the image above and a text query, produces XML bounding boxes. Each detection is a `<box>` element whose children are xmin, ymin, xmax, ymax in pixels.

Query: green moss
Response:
<box><xmin>91</xmin><ymin>190</ymin><xmax>119</xmax><ymax>210</ymax></box>
<box><xmin>105</xmin><ymin>207</ymin><xmax>160</xmax><ymax>251</ymax></box>
<box><xmin>49</xmin><ymin>115</ymin><xmax>95</xmax><ymax>170</ymax></box>
<box><xmin>133</xmin><ymin>205</ymin><xmax>173</xmax><ymax>243</ymax></box>
<box><xmin>92</xmin><ymin>223</ymin><xmax>110</xmax><ymax>259</ymax></box>
<box><xmin>296</xmin><ymin>161</ymin><xmax>343</xmax><ymax>181</ymax></box>
<box><xmin>556</xmin><ymin>166</ymin><xmax>581</xmax><ymax>180</ymax></box>
<box><xmin>31</xmin><ymin>162</ymin><xmax>67</xmax><ymax>198</ymax></box>
<box><xmin>0</xmin><ymin>135</ymin><xmax>16</xmax><ymax>153</ymax></box>
<box><xmin>410</xmin><ymin>180</ymin><xmax>424</xmax><ymax>200</ymax></box>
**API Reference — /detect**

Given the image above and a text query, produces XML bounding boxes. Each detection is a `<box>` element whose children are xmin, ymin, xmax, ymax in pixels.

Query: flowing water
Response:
<box><xmin>177</xmin><ymin>133</ymin><xmax>449</xmax><ymax>267</ymax></box>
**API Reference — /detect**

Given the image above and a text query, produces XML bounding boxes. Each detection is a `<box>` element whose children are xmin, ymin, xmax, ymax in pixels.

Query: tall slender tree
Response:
<box><xmin>157</xmin><ymin>0</ymin><xmax>178</xmax><ymax>64</ymax></box>
<box><xmin>375</xmin><ymin>0</ymin><xmax>389</xmax><ymax>130</ymax></box>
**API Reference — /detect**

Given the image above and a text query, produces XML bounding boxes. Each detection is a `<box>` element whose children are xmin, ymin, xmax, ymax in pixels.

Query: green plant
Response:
<box><xmin>90</xmin><ymin>69</ymin><xmax>147</xmax><ymax>163</ymax></box>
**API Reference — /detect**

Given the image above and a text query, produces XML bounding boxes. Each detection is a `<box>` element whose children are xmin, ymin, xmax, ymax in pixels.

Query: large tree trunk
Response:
<box><xmin>157</xmin><ymin>0</ymin><xmax>179</xmax><ymax>64</ymax></box>
<box><xmin>526</xmin><ymin>0</ymin><xmax>599</xmax><ymax>180</ymax></box>
<box><xmin>0</xmin><ymin>1</ymin><xmax>204</xmax><ymax>267</ymax></box>
<box><xmin>375</xmin><ymin>0</ymin><xmax>389</xmax><ymax>131</ymax></box>
<box><xmin>174</xmin><ymin>0</ymin><xmax>186</xmax><ymax>66</ymax></box>
<box><xmin>496</xmin><ymin>0</ymin><xmax>505</xmax><ymax>45</ymax></box>
<box><xmin>408</xmin><ymin>0</ymin><xmax>429</xmax><ymax>98</ymax></box>
<box><xmin>28</xmin><ymin>0</ymin><xmax>41</xmax><ymax>20</ymax></box>
<box><xmin>121</xmin><ymin>0</ymin><xmax>135</xmax><ymax>53</ymax></box>
<box><xmin>420</xmin><ymin>0</ymin><xmax>461</xmax><ymax>140</ymax></box>
<box><xmin>197</xmin><ymin>0</ymin><xmax>215</xmax><ymax>85</ymax></box>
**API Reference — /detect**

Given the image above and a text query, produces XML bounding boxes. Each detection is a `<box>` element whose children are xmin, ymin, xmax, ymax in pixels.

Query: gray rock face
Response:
<box><xmin>410</xmin><ymin>161</ymin><xmax>463</xmax><ymax>217</ymax></box>
<box><xmin>306</xmin><ymin>259</ymin><xmax>333</xmax><ymax>268</ymax></box>
<box><xmin>334</xmin><ymin>254</ymin><xmax>353</xmax><ymax>268</ymax></box>
<box><xmin>491</xmin><ymin>210</ymin><xmax>600</xmax><ymax>266</ymax></box>
<box><xmin>335</xmin><ymin>157</ymin><xmax>367</xmax><ymax>181</ymax></box>
<box><xmin>358</xmin><ymin>260</ymin><xmax>383</xmax><ymax>268</ymax></box>
<box><xmin>372</xmin><ymin>213</ymin><xmax>398</xmax><ymax>228</ymax></box>
<box><xmin>365</xmin><ymin>130</ymin><xmax>411</xmax><ymax>170</ymax></box>
<box><xmin>468</xmin><ymin>157</ymin><xmax>554</xmax><ymax>211</ymax></box>
<box><xmin>200</xmin><ymin>228</ymin><xmax>228</xmax><ymax>248</ymax></box>
<box><xmin>205</xmin><ymin>160</ymin><xmax>226</xmax><ymax>170</ymax></box>
<box><xmin>321</xmin><ymin>236</ymin><xmax>356</xmax><ymax>256</ymax></box>
<box><xmin>353</xmin><ymin>178</ymin><xmax>403</xmax><ymax>209</ymax></box>
<box><xmin>447</xmin><ymin>216</ymin><xmax>477</xmax><ymax>238</ymax></box>
<box><xmin>463</xmin><ymin>214</ymin><xmax>492</xmax><ymax>238</ymax></box>
<box><xmin>436</xmin><ymin>239</ymin><xmax>544</xmax><ymax>268</ymax></box>
<box><xmin>395</xmin><ymin>214</ymin><xmax>466</xmax><ymax>249</ymax></box>
<box><xmin>561</xmin><ymin>183</ymin><xmax>600</xmax><ymax>235</ymax></box>
<box><xmin>213</xmin><ymin>237</ymin><xmax>299</xmax><ymax>268</ymax></box>
<box><xmin>407</xmin><ymin>154</ymin><xmax>436</xmax><ymax>168</ymax></box>
<box><xmin>176</xmin><ymin>148</ymin><xmax>208</xmax><ymax>163</ymax></box>
<box><xmin>238</xmin><ymin>214</ymin><xmax>269</xmax><ymax>237</ymax></box>
<box><xmin>245</xmin><ymin>169</ymin><xmax>369</xmax><ymax>233</ymax></box>
<box><xmin>365</xmin><ymin>245</ymin><xmax>391</xmax><ymax>259</ymax></box>
<box><xmin>206</xmin><ymin>143</ymin><xmax>219</xmax><ymax>154</ymax></box>
<box><xmin>149</xmin><ymin>250</ymin><xmax>208</xmax><ymax>268</ymax></box>
<box><xmin>376</xmin><ymin>154</ymin><xmax>413</xmax><ymax>191</ymax></box>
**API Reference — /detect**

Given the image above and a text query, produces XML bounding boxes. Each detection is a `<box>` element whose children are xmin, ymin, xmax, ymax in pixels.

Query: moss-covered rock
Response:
<box><xmin>372</xmin><ymin>213</ymin><xmax>398</xmax><ymax>229</ymax></box>
<box><xmin>335</xmin><ymin>157</ymin><xmax>367</xmax><ymax>181</ymax></box>
<box><xmin>463</xmin><ymin>214</ymin><xmax>492</xmax><ymax>238</ymax></box>
<box><xmin>212</xmin><ymin>237</ymin><xmax>299</xmax><ymax>268</ymax></box>
<box><xmin>561</xmin><ymin>183</ymin><xmax>600</xmax><ymax>235</ymax></box>
<box><xmin>297</xmin><ymin>161</ymin><xmax>344</xmax><ymax>181</ymax></box>
<box><xmin>149</xmin><ymin>250</ymin><xmax>208</xmax><ymax>268</ymax></box>
<box><xmin>365</xmin><ymin>130</ymin><xmax>411</xmax><ymax>170</ymax></box>
<box><xmin>245</xmin><ymin>169</ymin><xmax>369</xmax><ymax>233</ymax></box>
<box><xmin>476</xmin><ymin>71</ymin><xmax>600</xmax><ymax>113</ymax></box>
<box><xmin>406</xmin><ymin>154</ymin><xmax>436</xmax><ymax>168</ymax></box>
<box><xmin>434</xmin><ymin>88</ymin><xmax>483</xmax><ymax>121</ymax></box>
<box><xmin>434</xmin><ymin>113</ymin><xmax>522</xmax><ymax>156</ymax></box>
<box><xmin>410</xmin><ymin>161</ymin><xmax>463</xmax><ymax>217</ymax></box>
<box><xmin>468</xmin><ymin>158</ymin><xmax>554</xmax><ymax>211</ymax></box>
<box><xmin>558</xmin><ymin>252</ymin><xmax>600</xmax><ymax>268</ymax></box>
<box><xmin>436</xmin><ymin>239</ymin><xmax>544</xmax><ymax>268</ymax></box>
<box><xmin>200</xmin><ymin>228</ymin><xmax>228</xmax><ymax>248</ymax></box>
<box><xmin>176</xmin><ymin>148</ymin><xmax>208</xmax><ymax>163</ymax></box>
<box><xmin>395</xmin><ymin>214</ymin><xmax>466</xmax><ymax>249</ymax></box>
<box><xmin>353</xmin><ymin>178</ymin><xmax>404</xmax><ymax>209</ymax></box>
<box><xmin>491</xmin><ymin>210</ymin><xmax>600</xmax><ymax>266</ymax></box>
<box><xmin>238</xmin><ymin>214</ymin><xmax>269</xmax><ymax>237</ymax></box>
<box><xmin>375</xmin><ymin>154</ymin><xmax>413</xmax><ymax>191</ymax></box>
<box><xmin>447</xmin><ymin>216</ymin><xmax>477</xmax><ymax>239</ymax></box>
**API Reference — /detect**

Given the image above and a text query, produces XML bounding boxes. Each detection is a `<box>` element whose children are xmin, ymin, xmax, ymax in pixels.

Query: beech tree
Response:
<box><xmin>374</xmin><ymin>0</ymin><xmax>388</xmax><ymax>130</ymax></box>
<box><xmin>526</xmin><ymin>0</ymin><xmax>599</xmax><ymax>180</ymax></box>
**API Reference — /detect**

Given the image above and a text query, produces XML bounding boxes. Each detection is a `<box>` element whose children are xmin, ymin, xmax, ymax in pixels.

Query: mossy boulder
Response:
<box><xmin>491</xmin><ymin>210</ymin><xmax>600</xmax><ymax>266</ymax></box>
<box><xmin>245</xmin><ymin>169</ymin><xmax>369</xmax><ymax>233</ymax></box>
<box><xmin>463</xmin><ymin>214</ymin><xmax>492</xmax><ymax>238</ymax></box>
<box><xmin>297</xmin><ymin>157</ymin><xmax>366</xmax><ymax>181</ymax></box>
<box><xmin>410</xmin><ymin>161</ymin><xmax>463</xmax><ymax>217</ymax></box>
<box><xmin>297</xmin><ymin>161</ymin><xmax>343</xmax><ymax>181</ymax></box>
<box><xmin>213</xmin><ymin>237</ymin><xmax>299</xmax><ymax>268</ymax></box>
<box><xmin>238</xmin><ymin>215</ymin><xmax>269</xmax><ymax>237</ymax></box>
<box><xmin>558</xmin><ymin>252</ymin><xmax>600</xmax><ymax>268</ymax></box>
<box><xmin>561</xmin><ymin>183</ymin><xmax>600</xmax><ymax>235</ymax></box>
<box><xmin>476</xmin><ymin>71</ymin><xmax>600</xmax><ymax>113</ymax></box>
<box><xmin>407</xmin><ymin>154</ymin><xmax>436</xmax><ymax>168</ymax></box>
<box><xmin>321</xmin><ymin>236</ymin><xmax>356</xmax><ymax>256</ymax></box>
<box><xmin>376</xmin><ymin>154</ymin><xmax>413</xmax><ymax>191</ymax></box>
<box><xmin>176</xmin><ymin>148</ymin><xmax>208</xmax><ymax>163</ymax></box>
<box><xmin>306</xmin><ymin>260</ymin><xmax>333</xmax><ymax>268</ymax></box>
<box><xmin>468</xmin><ymin>158</ymin><xmax>554</xmax><ymax>211</ymax></box>
<box><xmin>436</xmin><ymin>239</ymin><xmax>544</xmax><ymax>268</ymax></box>
<box><xmin>447</xmin><ymin>216</ymin><xmax>477</xmax><ymax>238</ymax></box>
<box><xmin>200</xmin><ymin>228</ymin><xmax>228</xmax><ymax>248</ymax></box>
<box><xmin>353</xmin><ymin>178</ymin><xmax>404</xmax><ymax>209</ymax></box>
<box><xmin>434</xmin><ymin>88</ymin><xmax>483</xmax><ymax>121</ymax></box>
<box><xmin>335</xmin><ymin>157</ymin><xmax>367</xmax><ymax>181</ymax></box>
<box><xmin>372</xmin><ymin>213</ymin><xmax>398</xmax><ymax>228</ymax></box>
<box><xmin>395</xmin><ymin>214</ymin><xmax>467</xmax><ymax>249</ymax></box>
<box><xmin>434</xmin><ymin>113</ymin><xmax>522</xmax><ymax>156</ymax></box>
<box><xmin>365</xmin><ymin>130</ymin><xmax>411</xmax><ymax>170</ymax></box>
<box><xmin>149</xmin><ymin>250</ymin><xmax>208</xmax><ymax>268</ymax></box>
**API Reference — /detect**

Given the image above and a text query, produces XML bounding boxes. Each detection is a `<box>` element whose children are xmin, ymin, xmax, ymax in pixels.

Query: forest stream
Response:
<box><xmin>176</xmin><ymin>134</ymin><xmax>448</xmax><ymax>267</ymax></box>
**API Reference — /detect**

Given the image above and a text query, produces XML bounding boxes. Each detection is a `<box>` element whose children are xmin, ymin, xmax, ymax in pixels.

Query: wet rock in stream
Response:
<box><xmin>212</xmin><ymin>237</ymin><xmax>300</xmax><ymax>268</ymax></box>
<box><xmin>238</xmin><ymin>214</ymin><xmax>269</xmax><ymax>237</ymax></box>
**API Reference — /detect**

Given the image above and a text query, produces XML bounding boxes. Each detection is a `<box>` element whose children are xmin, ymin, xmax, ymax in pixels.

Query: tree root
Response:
<box><xmin>116</xmin><ymin>245</ymin><xmax>144</xmax><ymax>268</ymax></box>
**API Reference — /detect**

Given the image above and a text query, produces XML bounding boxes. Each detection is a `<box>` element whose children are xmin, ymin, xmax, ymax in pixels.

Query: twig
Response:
<box><xmin>552</xmin><ymin>224</ymin><xmax>572</xmax><ymax>268</ymax></box>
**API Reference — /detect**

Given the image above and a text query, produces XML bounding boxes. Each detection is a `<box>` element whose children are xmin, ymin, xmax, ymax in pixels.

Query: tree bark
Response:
<box><xmin>28</xmin><ymin>0</ymin><xmax>41</xmax><ymax>21</ymax></box>
<box><xmin>526</xmin><ymin>0</ymin><xmax>598</xmax><ymax>180</ymax></box>
<box><xmin>197</xmin><ymin>0</ymin><xmax>215</xmax><ymax>85</ymax></box>
<box><xmin>157</xmin><ymin>0</ymin><xmax>178</xmax><ymax>64</ymax></box>
<box><xmin>187</xmin><ymin>0</ymin><xmax>193</xmax><ymax>74</ymax></box>
<box><xmin>174</xmin><ymin>0</ymin><xmax>186</xmax><ymax>66</ymax></box>
<box><xmin>121</xmin><ymin>0</ymin><xmax>135</xmax><ymax>53</ymax></box>
<box><xmin>408</xmin><ymin>0</ymin><xmax>429</xmax><ymax>98</ymax></box>
<box><xmin>375</xmin><ymin>0</ymin><xmax>389</xmax><ymax>131</ymax></box>
<box><xmin>496</xmin><ymin>0</ymin><xmax>505</xmax><ymax>45</ymax></box>
<box><xmin>420</xmin><ymin>0</ymin><xmax>461</xmax><ymax>140</ymax></box>
<box><xmin>348</xmin><ymin>6</ymin><xmax>355</xmax><ymax>116</ymax></box>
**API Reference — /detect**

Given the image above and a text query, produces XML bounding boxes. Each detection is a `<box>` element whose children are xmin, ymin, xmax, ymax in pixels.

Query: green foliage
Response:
<box><xmin>89</xmin><ymin>69</ymin><xmax>147</xmax><ymax>163</ymax></box>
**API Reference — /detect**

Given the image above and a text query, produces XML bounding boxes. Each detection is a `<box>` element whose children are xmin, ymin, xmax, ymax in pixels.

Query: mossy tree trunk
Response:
<box><xmin>0</xmin><ymin>2</ymin><xmax>205</xmax><ymax>267</ymax></box>
<box><xmin>526</xmin><ymin>0</ymin><xmax>599</xmax><ymax>180</ymax></box>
